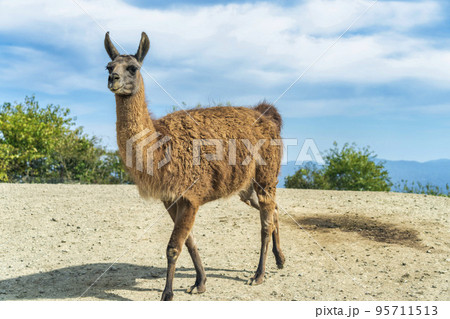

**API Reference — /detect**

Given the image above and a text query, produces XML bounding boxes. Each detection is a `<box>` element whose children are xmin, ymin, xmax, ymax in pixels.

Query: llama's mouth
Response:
<box><xmin>109</xmin><ymin>85</ymin><xmax>124</xmax><ymax>93</ymax></box>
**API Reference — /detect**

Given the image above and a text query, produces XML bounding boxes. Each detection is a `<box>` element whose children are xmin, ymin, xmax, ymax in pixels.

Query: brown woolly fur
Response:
<box><xmin>105</xmin><ymin>32</ymin><xmax>285</xmax><ymax>301</ymax></box>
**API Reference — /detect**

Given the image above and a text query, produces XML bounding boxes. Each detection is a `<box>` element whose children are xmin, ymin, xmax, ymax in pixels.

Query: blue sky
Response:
<box><xmin>0</xmin><ymin>0</ymin><xmax>449</xmax><ymax>162</ymax></box>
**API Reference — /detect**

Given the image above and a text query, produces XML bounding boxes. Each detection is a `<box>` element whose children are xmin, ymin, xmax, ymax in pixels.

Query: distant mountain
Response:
<box><xmin>278</xmin><ymin>159</ymin><xmax>450</xmax><ymax>190</ymax></box>
<box><xmin>381</xmin><ymin>159</ymin><xmax>450</xmax><ymax>191</ymax></box>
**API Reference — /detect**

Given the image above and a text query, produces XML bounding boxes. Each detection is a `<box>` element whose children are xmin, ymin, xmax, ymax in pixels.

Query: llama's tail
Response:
<box><xmin>253</xmin><ymin>101</ymin><xmax>282</xmax><ymax>133</ymax></box>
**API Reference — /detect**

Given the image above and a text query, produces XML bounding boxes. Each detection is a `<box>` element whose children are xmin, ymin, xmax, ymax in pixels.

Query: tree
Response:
<box><xmin>285</xmin><ymin>142</ymin><xmax>391</xmax><ymax>191</ymax></box>
<box><xmin>0</xmin><ymin>96</ymin><xmax>73</xmax><ymax>181</ymax></box>
<box><xmin>0</xmin><ymin>96</ymin><xmax>131</xmax><ymax>183</ymax></box>
<box><xmin>324</xmin><ymin>142</ymin><xmax>391</xmax><ymax>191</ymax></box>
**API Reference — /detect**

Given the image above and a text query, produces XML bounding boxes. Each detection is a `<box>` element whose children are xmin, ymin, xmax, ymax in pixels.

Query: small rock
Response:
<box><xmin>51</xmin><ymin>218</ymin><xmax>57</xmax><ymax>222</ymax></box>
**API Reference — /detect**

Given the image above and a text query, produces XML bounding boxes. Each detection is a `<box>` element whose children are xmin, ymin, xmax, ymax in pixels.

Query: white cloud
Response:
<box><xmin>280</xmin><ymin>96</ymin><xmax>393</xmax><ymax>118</ymax></box>
<box><xmin>0</xmin><ymin>0</ymin><xmax>448</xmax><ymax>109</ymax></box>
<box><xmin>0</xmin><ymin>45</ymin><xmax>103</xmax><ymax>94</ymax></box>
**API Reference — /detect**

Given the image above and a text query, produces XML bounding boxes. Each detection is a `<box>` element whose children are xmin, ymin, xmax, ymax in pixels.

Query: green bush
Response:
<box><xmin>324</xmin><ymin>142</ymin><xmax>391</xmax><ymax>191</ymax></box>
<box><xmin>285</xmin><ymin>142</ymin><xmax>391</xmax><ymax>191</ymax></box>
<box><xmin>0</xmin><ymin>96</ymin><xmax>131</xmax><ymax>183</ymax></box>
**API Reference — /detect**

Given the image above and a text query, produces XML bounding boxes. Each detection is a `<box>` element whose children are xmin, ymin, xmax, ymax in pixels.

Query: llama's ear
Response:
<box><xmin>104</xmin><ymin>32</ymin><xmax>120</xmax><ymax>60</ymax></box>
<box><xmin>135</xmin><ymin>32</ymin><xmax>150</xmax><ymax>63</ymax></box>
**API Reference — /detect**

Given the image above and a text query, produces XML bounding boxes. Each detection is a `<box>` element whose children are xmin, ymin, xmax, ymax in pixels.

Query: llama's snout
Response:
<box><xmin>108</xmin><ymin>73</ymin><xmax>122</xmax><ymax>91</ymax></box>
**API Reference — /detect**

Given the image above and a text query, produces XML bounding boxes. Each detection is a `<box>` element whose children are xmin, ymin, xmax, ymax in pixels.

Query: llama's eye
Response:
<box><xmin>127</xmin><ymin>66</ymin><xmax>137</xmax><ymax>74</ymax></box>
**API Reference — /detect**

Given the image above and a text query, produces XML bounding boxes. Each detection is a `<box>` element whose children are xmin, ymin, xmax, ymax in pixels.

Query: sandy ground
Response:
<box><xmin>0</xmin><ymin>184</ymin><xmax>449</xmax><ymax>301</ymax></box>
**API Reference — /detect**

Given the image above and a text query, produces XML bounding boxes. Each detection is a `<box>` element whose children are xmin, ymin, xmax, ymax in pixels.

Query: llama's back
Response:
<box><xmin>155</xmin><ymin>103</ymin><xmax>281</xmax><ymax>140</ymax></box>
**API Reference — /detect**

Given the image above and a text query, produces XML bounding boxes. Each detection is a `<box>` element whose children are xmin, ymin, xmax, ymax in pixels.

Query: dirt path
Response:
<box><xmin>0</xmin><ymin>184</ymin><xmax>449</xmax><ymax>301</ymax></box>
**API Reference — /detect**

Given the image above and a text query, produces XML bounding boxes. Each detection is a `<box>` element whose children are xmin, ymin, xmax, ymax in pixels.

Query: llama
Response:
<box><xmin>104</xmin><ymin>32</ymin><xmax>285</xmax><ymax>300</ymax></box>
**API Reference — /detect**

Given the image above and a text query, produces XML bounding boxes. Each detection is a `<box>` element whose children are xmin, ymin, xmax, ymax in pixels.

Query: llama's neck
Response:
<box><xmin>115</xmin><ymin>76</ymin><xmax>155</xmax><ymax>152</ymax></box>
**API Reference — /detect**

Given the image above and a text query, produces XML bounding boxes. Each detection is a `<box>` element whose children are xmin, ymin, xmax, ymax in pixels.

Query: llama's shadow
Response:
<box><xmin>0</xmin><ymin>263</ymin><xmax>249</xmax><ymax>301</ymax></box>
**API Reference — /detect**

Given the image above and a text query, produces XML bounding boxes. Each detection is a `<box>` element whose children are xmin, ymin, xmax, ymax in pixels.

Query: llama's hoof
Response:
<box><xmin>275</xmin><ymin>253</ymin><xmax>286</xmax><ymax>269</ymax></box>
<box><xmin>187</xmin><ymin>284</ymin><xmax>206</xmax><ymax>294</ymax></box>
<box><xmin>276</xmin><ymin>257</ymin><xmax>285</xmax><ymax>269</ymax></box>
<box><xmin>161</xmin><ymin>291</ymin><xmax>174</xmax><ymax>301</ymax></box>
<box><xmin>246</xmin><ymin>275</ymin><xmax>264</xmax><ymax>286</ymax></box>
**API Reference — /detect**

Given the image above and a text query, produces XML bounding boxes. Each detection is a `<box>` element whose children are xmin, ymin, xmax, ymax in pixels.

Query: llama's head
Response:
<box><xmin>104</xmin><ymin>32</ymin><xmax>150</xmax><ymax>96</ymax></box>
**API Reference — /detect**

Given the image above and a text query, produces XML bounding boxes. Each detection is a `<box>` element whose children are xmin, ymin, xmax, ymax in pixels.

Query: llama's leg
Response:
<box><xmin>247</xmin><ymin>185</ymin><xmax>277</xmax><ymax>285</ymax></box>
<box><xmin>184</xmin><ymin>233</ymin><xmax>207</xmax><ymax>294</ymax></box>
<box><xmin>239</xmin><ymin>185</ymin><xmax>260</xmax><ymax>210</ymax></box>
<box><xmin>163</xmin><ymin>201</ymin><xmax>206</xmax><ymax>295</ymax></box>
<box><xmin>161</xmin><ymin>199</ymin><xmax>199</xmax><ymax>301</ymax></box>
<box><xmin>272</xmin><ymin>206</ymin><xmax>285</xmax><ymax>269</ymax></box>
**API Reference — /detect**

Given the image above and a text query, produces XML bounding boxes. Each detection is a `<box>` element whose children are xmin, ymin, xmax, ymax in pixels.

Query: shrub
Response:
<box><xmin>396</xmin><ymin>180</ymin><xmax>449</xmax><ymax>197</ymax></box>
<box><xmin>285</xmin><ymin>142</ymin><xmax>391</xmax><ymax>191</ymax></box>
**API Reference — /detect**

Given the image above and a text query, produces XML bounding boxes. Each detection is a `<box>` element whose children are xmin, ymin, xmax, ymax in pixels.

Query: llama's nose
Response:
<box><xmin>109</xmin><ymin>72</ymin><xmax>120</xmax><ymax>81</ymax></box>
